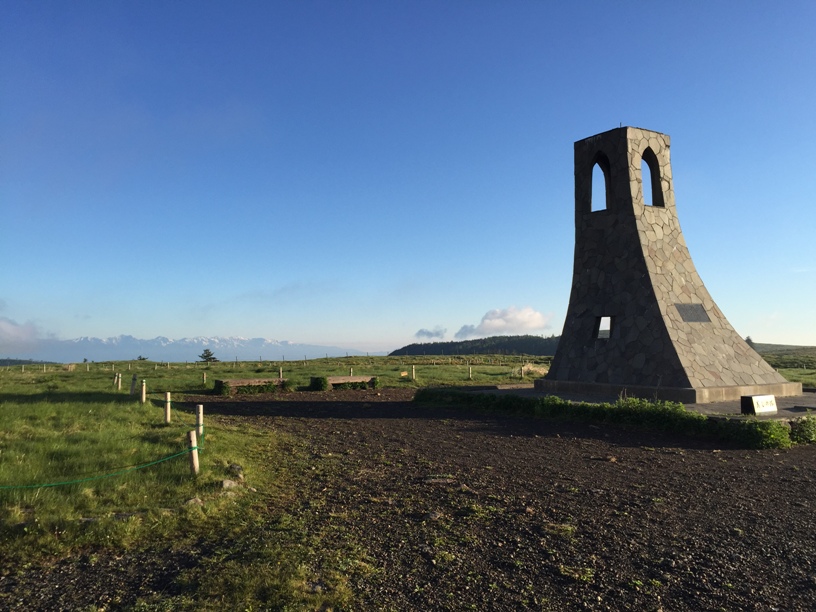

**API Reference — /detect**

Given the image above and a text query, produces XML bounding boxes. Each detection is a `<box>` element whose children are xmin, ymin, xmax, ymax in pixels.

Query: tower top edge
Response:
<box><xmin>575</xmin><ymin>126</ymin><xmax>669</xmax><ymax>144</ymax></box>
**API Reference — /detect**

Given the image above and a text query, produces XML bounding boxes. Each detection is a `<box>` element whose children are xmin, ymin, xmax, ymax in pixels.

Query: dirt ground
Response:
<box><xmin>4</xmin><ymin>388</ymin><xmax>816</xmax><ymax>610</ymax></box>
<box><xmin>207</xmin><ymin>388</ymin><xmax>816</xmax><ymax>611</ymax></box>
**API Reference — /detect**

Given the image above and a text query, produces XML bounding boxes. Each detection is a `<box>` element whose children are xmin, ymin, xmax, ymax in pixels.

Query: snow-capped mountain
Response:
<box><xmin>3</xmin><ymin>335</ymin><xmax>378</xmax><ymax>363</ymax></box>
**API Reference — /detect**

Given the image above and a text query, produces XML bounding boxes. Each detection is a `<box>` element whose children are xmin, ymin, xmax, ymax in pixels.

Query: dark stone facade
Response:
<box><xmin>538</xmin><ymin>127</ymin><xmax>801</xmax><ymax>403</ymax></box>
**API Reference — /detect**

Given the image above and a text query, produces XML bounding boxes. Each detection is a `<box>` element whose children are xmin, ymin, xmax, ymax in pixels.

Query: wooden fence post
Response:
<box><xmin>187</xmin><ymin>430</ymin><xmax>199</xmax><ymax>475</ymax></box>
<box><xmin>196</xmin><ymin>404</ymin><xmax>204</xmax><ymax>437</ymax></box>
<box><xmin>202</xmin><ymin>372</ymin><xmax>207</xmax><ymax>384</ymax></box>
<box><xmin>469</xmin><ymin>366</ymin><xmax>472</xmax><ymax>380</ymax></box>
<box><xmin>130</xmin><ymin>374</ymin><xmax>137</xmax><ymax>396</ymax></box>
<box><xmin>279</xmin><ymin>367</ymin><xmax>283</xmax><ymax>379</ymax></box>
<box><xmin>140</xmin><ymin>380</ymin><xmax>147</xmax><ymax>404</ymax></box>
<box><xmin>164</xmin><ymin>392</ymin><xmax>172</xmax><ymax>424</ymax></box>
<box><xmin>412</xmin><ymin>365</ymin><xmax>416</xmax><ymax>380</ymax></box>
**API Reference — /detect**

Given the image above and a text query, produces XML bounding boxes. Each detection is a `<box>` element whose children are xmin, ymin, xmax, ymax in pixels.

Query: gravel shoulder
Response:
<box><xmin>207</xmin><ymin>388</ymin><xmax>816</xmax><ymax>611</ymax></box>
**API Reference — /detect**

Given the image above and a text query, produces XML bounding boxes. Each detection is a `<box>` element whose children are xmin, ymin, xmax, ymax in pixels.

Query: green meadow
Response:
<box><xmin>0</xmin><ymin>353</ymin><xmax>812</xmax><ymax>608</ymax></box>
<box><xmin>0</xmin><ymin>355</ymin><xmax>546</xmax><ymax>609</ymax></box>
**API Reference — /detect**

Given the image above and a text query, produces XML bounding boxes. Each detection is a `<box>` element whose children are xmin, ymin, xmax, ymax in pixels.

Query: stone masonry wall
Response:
<box><xmin>547</xmin><ymin>127</ymin><xmax>788</xmax><ymax>390</ymax></box>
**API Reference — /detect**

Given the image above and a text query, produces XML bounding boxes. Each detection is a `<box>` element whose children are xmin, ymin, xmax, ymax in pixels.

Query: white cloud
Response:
<box><xmin>455</xmin><ymin>306</ymin><xmax>552</xmax><ymax>339</ymax></box>
<box><xmin>0</xmin><ymin>317</ymin><xmax>42</xmax><ymax>347</ymax></box>
<box><xmin>415</xmin><ymin>326</ymin><xmax>446</xmax><ymax>340</ymax></box>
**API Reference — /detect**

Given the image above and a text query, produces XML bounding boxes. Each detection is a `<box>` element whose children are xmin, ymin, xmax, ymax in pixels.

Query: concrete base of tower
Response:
<box><xmin>534</xmin><ymin>378</ymin><xmax>803</xmax><ymax>404</ymax></box>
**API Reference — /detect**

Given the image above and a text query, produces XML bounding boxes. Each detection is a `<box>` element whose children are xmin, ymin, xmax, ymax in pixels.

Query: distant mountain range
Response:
<box><xmin>1</xmin><ymin>335</ymin><xmax>378</xmax><ymax>363</ymax></box>
<box><xmin>6</xmin><ymin>334</ymin><xmax>809</xmax><ymax>366</ymax></box>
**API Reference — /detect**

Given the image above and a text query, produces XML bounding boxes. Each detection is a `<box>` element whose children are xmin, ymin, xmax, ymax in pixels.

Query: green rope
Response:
<box><xmin>0</xmin><ymin>447</ymin><xmax>197</xmax><ymax>490</ymax></box>
<box><xmin>167</xmin><ymin>406</ymin><xmax>204</xmax><ymax>450</ymax></box>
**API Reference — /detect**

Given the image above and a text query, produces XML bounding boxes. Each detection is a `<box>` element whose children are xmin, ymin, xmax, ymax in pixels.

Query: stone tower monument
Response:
<box><xmin>536</xmin><ymin>127</ymin><xmax>801</xmax><ymax>403</ymax></box>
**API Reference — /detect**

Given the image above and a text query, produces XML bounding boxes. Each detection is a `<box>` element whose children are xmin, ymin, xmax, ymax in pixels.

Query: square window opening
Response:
<box><xmin>594</xmin><ymin>316</ymin><xmax>614</xmax><ymax>339</ymax></box>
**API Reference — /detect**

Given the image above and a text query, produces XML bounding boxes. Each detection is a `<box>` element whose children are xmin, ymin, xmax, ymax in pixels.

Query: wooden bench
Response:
<box><xmin>214</xmin><ymin>378</ymin><xmax>284</xmax><ymax>395</ymax></box>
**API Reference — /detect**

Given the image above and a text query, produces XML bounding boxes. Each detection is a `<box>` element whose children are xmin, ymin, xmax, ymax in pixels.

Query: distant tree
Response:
<box><xmin>136</xmin><ymin>355</ymin><xmax>148</xmax><ymax>361</ymax></box>
<box><xmin>745</xmin><ymin>336</ymin><xmax>756</xmax><ymax>350</ymax></box>
<box><xmin>199</xmin><ymin>349</ymin><xmax>219</xmax><ymax>363</ymax></box>
<box><xmin>83</xmin><ymin>358</ymin><xmax>88</xmax><ymax>363</ymax></box>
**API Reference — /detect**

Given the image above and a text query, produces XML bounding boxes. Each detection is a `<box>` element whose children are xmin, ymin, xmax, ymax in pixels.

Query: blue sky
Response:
<box><xmin>2</xmin><ymin>1</ymin><xmax>815</xmax><ymax>354</ymax></box>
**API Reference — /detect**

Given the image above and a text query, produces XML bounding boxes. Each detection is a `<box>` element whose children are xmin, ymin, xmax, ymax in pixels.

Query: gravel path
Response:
<box><xmin>3</xmin><ymin>388</ymin><xmax>816</xmax><ymax>611</ymax></box>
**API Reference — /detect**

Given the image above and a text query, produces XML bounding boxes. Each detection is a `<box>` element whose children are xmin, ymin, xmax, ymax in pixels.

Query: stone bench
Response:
<box><xmin>214</xmin><ymin>378</ymin><xmax>284</xmax><ymax>395</ymax></box>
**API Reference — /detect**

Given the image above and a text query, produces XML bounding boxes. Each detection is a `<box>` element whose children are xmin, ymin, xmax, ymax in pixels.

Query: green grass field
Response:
<box><xmin>0</xmin><ymin>364</ymin><xmax>278</xmax><ymax>549</ymax></box>
<box><xmin>0</xmin><ymin>355</ymin><xmax>549</xmax><ymax>609</ymax></box>
<box><xmin>0</xmin><ymin>352</ymin><xmax>811</xmax><ymax>608</ymax></box>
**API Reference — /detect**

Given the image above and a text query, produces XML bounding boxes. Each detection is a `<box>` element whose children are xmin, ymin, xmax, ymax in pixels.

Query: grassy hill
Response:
<box><xmin>387</xmin><ymin>336</ymin><xmax>815</xmax><ymax>384</ymax></box>
<box><xmin>390</xmin><ymin>335</ymin><xmax>559</xmax><ymax>357</ymax></box>
<box><xmin>755</xmin><ymin>343</ymin><xmax>816</xmax><ymax>370</ymax></box>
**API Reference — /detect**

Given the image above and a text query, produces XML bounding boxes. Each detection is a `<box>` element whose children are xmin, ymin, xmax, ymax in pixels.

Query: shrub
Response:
<box><xmin>732</xmin><ymin>420</ymin><xmax>792</xmax><ymax>449</ymax></box>
<box><xmin>213</xmin><ymin>380</ymin><xmax>231</xmax><ymax>396</ymax></box>
<box><xmin>280</xmin><ymin>379</ymin><xmax>295</xmax><ymax>393</ymax></box>
<box><xmin>310</xmin><ymin>377</ymin><xmax>329</xmax><ymax>391</ymax></box>
<box><xmin>412</xmin><ymin>389</ymin><xmax>793</xmax><ymax>449</ymax></box>
<box><xmin>790</xmin><ymin>414</ymin><xmax>816</xmax><ymax>444</ymax></box>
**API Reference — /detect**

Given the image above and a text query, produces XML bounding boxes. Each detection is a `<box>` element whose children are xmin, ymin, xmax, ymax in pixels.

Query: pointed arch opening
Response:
<box><xmin>591</xmin><ymin>152</ymin><xmax>611</xmax><ymax>212</ymax></box>
<box><xmin>641</xmin><ymin>147</ymin><xmax>664</xmax><ymax>207</ymax></box>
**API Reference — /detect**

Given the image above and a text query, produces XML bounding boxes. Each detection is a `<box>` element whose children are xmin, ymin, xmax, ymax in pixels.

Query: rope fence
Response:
<box><xmin>0</xmin><ymin>394</ymin><xmax>206</xmax><ymax>490</ymax></box>
<box><xmin>0</xmin><ymin>446</ymin><xmax>198</xmax><ymax>490</ymax></box>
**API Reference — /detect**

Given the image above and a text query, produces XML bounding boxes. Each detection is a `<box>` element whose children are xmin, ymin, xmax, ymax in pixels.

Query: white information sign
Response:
<box><xmin>740</xmin><ymin>394</ymin><xmax>778</xmax><ymax>415</ymax></box>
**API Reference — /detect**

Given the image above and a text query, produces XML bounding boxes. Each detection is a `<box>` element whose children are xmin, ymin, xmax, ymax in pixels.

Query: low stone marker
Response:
<box><xmin>741</xmin><ymin>394</ymin><xmax>778</xmax><ymax>416</ymax></box>
<box><xmin>325</xmin><ymin>375</ymin><xmax>376</xmax><ymax>388</ymax></box>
